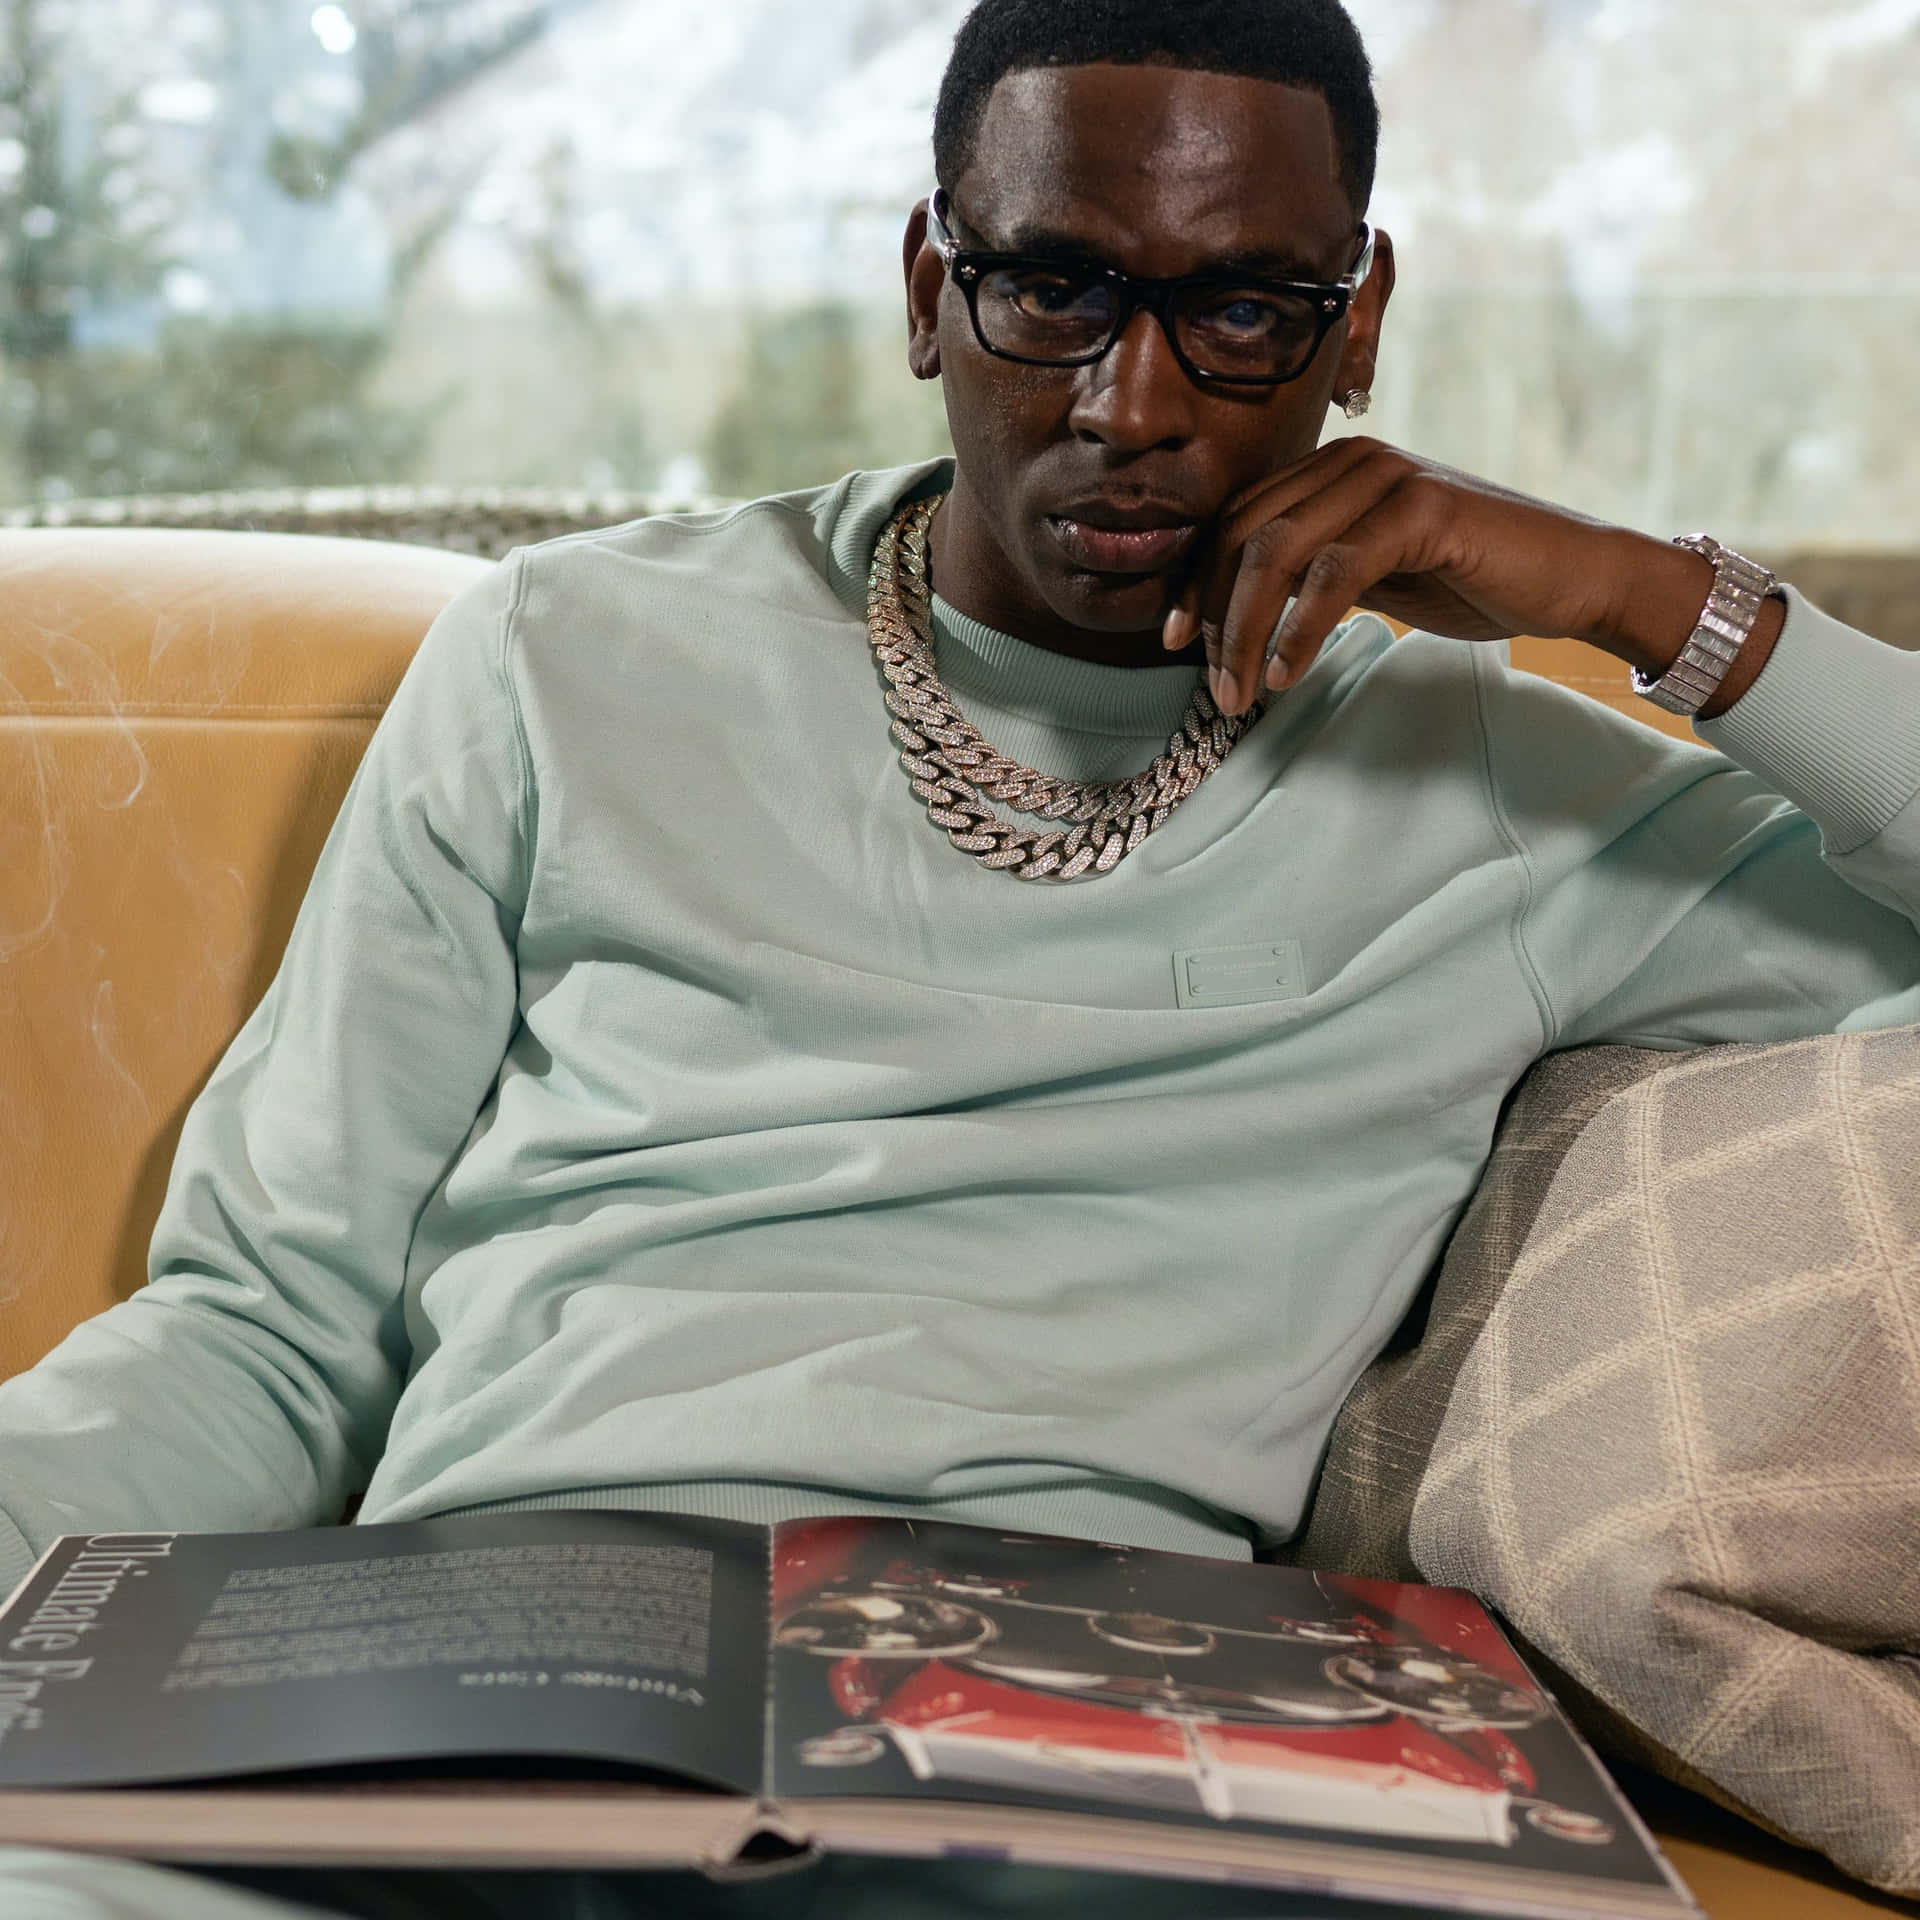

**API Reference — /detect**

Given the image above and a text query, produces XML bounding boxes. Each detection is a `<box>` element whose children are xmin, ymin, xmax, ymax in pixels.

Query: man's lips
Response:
<box><xmin>1046</xmin><ymin>510</ymin><xmax>1201</xmax><ymax>575</ymax></box>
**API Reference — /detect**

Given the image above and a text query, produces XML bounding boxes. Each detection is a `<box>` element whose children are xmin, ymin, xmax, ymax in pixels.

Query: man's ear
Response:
<box><xmin>903</xmin><ymin>199</ymin><xmax>943</xmax><ymax>382</ymax></box>
<box><xmin>1331</xmin><ymin>226</ymin><xmax>1395</xmax><ymax>406</ymax></box>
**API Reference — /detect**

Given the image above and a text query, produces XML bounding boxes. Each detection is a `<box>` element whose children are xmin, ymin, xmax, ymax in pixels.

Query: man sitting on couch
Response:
<box><xmin>2</xmin><ymin>0</ymin><xmax>1917</xmax><ymax>1914</ymax></box>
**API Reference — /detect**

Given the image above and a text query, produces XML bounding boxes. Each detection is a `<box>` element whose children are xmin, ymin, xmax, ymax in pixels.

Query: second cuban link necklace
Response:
<box><xmin>866</xmin><ymin>493</ymin><xmax>1263</xmax><ymax>882</ymax></box>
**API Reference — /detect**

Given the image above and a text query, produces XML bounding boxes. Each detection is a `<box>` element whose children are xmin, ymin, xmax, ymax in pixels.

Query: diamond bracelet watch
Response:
<box><xmin>1631</xmin><ymin>534</ymin><xmax>1780</xmax><ymax>717</ymax></box>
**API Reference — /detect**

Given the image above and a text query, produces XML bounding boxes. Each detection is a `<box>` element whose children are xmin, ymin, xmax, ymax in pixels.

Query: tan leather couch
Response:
<box><xmin>1</xmin><ymin>527</ymin><xmax>1912</xmax><ymax>1918</ymax></box>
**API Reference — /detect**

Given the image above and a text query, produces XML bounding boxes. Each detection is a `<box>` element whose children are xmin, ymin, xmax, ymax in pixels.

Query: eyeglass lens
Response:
<box><xmin>974</xmin><ymin>264</ymin><xmax>1329</xmax><ymax>380</ymax></box>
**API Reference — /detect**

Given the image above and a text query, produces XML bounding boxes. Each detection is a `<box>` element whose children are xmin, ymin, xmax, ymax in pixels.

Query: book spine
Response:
<box><xmin>759</xmin><ymin>1523</ymin><xmax>776</xmax><ymax>1802</ymax></box>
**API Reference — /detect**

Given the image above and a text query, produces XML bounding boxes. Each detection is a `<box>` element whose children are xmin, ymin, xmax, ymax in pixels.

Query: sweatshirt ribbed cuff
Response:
<box><xmin>0</xmin><ymin>1508</ymin><xmax>40</xmax><ymax>1606</ymax></box>
<box><xmin>1697</xmin><ymin>586</ymin><xmax>1920</xmax><ymax>855</ymax></box>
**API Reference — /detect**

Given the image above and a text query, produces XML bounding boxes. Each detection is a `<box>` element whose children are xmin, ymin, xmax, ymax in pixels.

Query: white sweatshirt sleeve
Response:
<box><xmin>1475</xmin><ymin>589</ymin><xmax>1920</xmax><ymax>1053</ymax></box>
<box><xmin>0</xmin><ymin>556</ymin><xmax>535</xmax><ymax>1598</ymax></box>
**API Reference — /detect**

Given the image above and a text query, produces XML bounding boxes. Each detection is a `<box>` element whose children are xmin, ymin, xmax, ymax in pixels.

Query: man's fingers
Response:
<box><xmin>1215</xmin><ymin>434</ymin><xmax>1385</xmax><ymax>547</ymax></box>
<box><xmin>1165</xmin><ymin>439</ymin><xmax>1388</xmax><ymax>658</ymax></box>
<box><xmin>1263</xmin><ymin>485</ymin><xmax>1441</xmax><ymax>691</ymax></box>
<box><xmin>1208</xmin><ymin>450</ymin><xmax>1422</xmax><ymax>712</ymax></box>
<box><xmin>1210</xmin><ymin>525</ymin><xmax>1299</xmax><ymax>712</ymax></box>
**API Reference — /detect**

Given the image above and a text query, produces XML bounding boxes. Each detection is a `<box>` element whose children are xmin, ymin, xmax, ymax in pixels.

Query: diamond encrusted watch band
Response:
<box><xmin>1631</xmin><ymin>534</ymin><xmax>1778</xmax><ymax>717</ymax></box>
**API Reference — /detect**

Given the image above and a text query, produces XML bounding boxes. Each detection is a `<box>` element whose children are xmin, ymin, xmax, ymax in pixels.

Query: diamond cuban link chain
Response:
<box><xmin>866</xmin><ymin>494</ymin><xmax>1264</xmax><ymax>882</ymax></box>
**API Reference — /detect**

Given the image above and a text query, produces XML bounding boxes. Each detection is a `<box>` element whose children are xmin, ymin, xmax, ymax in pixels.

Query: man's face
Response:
<box><xmin>905</xmin><ymin>63</ymin><xmax>1390</xmax><ymax>658</ymax></box>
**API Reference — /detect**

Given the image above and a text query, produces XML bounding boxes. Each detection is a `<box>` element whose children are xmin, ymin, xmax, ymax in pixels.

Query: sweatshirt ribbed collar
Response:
<box><xmin>929</xmin><ymin>594</ymin><xmax>1200</xmax><ymax>744</ymax></box>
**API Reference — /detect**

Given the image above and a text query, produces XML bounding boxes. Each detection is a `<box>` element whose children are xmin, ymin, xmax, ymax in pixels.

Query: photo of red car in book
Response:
<box><xmin>770</xmin><ymin>1516</ymin><xmax>1623</xmax><ymax>1859</ymax></box>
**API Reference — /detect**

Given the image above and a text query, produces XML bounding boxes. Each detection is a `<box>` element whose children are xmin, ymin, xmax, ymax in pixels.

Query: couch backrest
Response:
<box><xmin>0</xmin><ymin>528</ymin><xmax>1672</xmax><ymax>1381</ymax></box>
<box><xmin>0</xmin><ymin>530</ymin><xmax>489</xmax><ymax>1378</ymax></box>
<box><xmin>1507</xmin><ymin>632</ymin><xmax>1691</xmax><ymax>741</ymax></box>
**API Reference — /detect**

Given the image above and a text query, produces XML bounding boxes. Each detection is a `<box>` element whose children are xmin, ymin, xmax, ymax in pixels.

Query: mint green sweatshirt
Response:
<box><xmin>3</xmin><ymin>460</ymin><xmax>1918</xmax><ymax>1596</ymax></box>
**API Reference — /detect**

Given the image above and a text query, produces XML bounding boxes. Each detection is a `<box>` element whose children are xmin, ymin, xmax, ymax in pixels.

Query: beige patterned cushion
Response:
<box><xmin>1286</xmin><ymin>1043</ymin><xmax>1674</xmax><ymax>1580</ymax></box>
<box><xmin>1292</xmin><ymin>1029</ymin><xmax>1920</xmax><ymax>1896</ymax></box>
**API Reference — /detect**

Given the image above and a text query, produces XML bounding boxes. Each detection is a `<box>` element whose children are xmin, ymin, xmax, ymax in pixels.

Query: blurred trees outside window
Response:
<box><xmin>0</xmin><ymin>0</ymin><xmax>556</xmax><ymax>498</ymax></box>
<box><xmin>0</xmin><ymin>0</ymin><xmax>1914</xmax><ymax>559</ymax></box>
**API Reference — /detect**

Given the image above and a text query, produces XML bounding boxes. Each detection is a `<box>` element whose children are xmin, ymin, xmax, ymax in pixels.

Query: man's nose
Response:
<box><xmin>1067</xmin><ymin>304</ymin><xmax>1195</xmax><ymax>452</ymax></box>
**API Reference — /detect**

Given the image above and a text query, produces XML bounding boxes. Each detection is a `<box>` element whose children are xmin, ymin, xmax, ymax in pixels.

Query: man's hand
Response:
<box><xmin>1162</xmin><ymin>438</ymin><xmax>1784</xmax><ymax>719</ymax></box>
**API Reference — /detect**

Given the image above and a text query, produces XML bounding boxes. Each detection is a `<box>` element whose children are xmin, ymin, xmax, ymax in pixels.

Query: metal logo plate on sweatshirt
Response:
<box><xmin>1172</xmin><ymin>940</ymin><xmax>1307</xmax><ymax>1009</ymax></box>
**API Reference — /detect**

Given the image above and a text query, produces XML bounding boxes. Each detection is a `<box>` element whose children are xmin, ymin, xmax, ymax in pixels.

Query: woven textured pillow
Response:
<box><xmin>1286</xmin><ymin>1042</ymin><xmax>1674</xmax><ymax>1581</ymax></box>
<box><xmin>1292</xmin><ymin>1028</ymin><xmax>1920</xmax><ymax>1896</ymax></box>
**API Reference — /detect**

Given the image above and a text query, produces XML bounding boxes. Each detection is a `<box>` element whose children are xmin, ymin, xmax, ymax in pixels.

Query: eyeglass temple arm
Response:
<box><xmin>1346</xmin><ymin>224</ymin><xmax>1376</xmax><ymax>292</ymax></box>
<box><xmin>926</xmin><ymin>187</ymin><xmax>955</xmax><ymax>258</ymax></box>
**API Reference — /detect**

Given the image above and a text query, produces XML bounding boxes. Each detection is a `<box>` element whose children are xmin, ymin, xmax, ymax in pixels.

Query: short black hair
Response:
<box><xmin>932</xmin><ymin>0</ymin><xmax>1379</xmax><ymax>215</ymax></box>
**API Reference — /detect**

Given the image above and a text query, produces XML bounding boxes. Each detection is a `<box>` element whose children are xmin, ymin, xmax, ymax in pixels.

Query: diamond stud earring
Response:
<box><xmin>1341</xmin><ymin>389</ymin><xmax>1372</xmax><ymax>419</ymax></box>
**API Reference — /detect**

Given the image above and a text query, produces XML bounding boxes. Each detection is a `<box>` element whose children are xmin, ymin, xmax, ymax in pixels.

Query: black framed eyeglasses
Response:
<box><xmin>927</xmin><ymin>187</ymin><xmax>1374</xmax><ymax>389</ymax></box>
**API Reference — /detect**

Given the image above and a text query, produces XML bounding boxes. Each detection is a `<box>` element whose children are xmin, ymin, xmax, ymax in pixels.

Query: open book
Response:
<box><xmin>0</xmin><ymin>1509</ymin><xmax>1696</xmax><ymax>1918</ymax></box>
